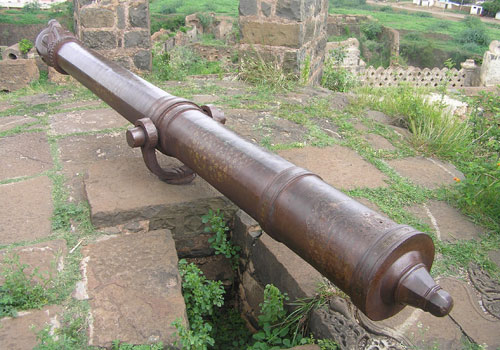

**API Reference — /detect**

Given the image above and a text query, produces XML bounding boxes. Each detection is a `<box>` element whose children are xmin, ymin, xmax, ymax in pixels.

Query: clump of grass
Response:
<box><xmin>356</xmin><ymin>85</ymin><xmax>471</xmax><ymax>158</ymax></box>
<box><xmin>0</xmin><ymin>254</ymin><xmax>57</xmax><ymax>317</ymax></box>
<box><xmin>239</xmin><ymin>52</ymin><xmax>297</xmax><ymax>92</ymax></box>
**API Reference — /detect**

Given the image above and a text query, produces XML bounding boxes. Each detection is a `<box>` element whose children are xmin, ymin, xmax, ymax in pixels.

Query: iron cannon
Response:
<box><xmin>36</xmin><ymin>20</ymin><xmax>453</xmax><ymax>321</ymax></box>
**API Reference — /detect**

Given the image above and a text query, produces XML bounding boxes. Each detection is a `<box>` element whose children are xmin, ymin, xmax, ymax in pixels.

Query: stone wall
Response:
<box><xmin>480</xmin><ymin>40</ymin><xmax>500</xmax><ymax>87</ymax></box>
<box><xmin>239</xmin><ymin>0</ymin><xmax>329</xmax><ymax>85</ymax></box>
<box><xmin>74</xmin><ymin>0</ymin><xmax>152</xmax><ymax>72</ymax></box>
<box><xmin>0</xmin><ymin>23</ymin><xmax>47</xmax><ymax>47</ymax></box>
<box><xmin>327</xmin><ymin>14</ymin><xmax>371</xmax><ymax>38</ymax></box>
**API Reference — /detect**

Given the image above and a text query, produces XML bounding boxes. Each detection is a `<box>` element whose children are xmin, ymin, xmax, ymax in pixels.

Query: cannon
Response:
<box><xmin>36</xmin><ymin>20</ymin><xmax>453</xmax><ymax>321</ymax></box>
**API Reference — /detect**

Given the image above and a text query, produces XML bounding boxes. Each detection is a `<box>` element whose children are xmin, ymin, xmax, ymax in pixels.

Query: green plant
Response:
<box><xmin>23</xmin><ymin>0</ymin><xmax>40</xmax><ymax>13</ymax></box>
<box><xmin>19</xmin><ymin>38</ymin><xmax>33</xmax><ymax>55</ymax></box>
<box><xmin>360</xmin><ymin>20</ymin><xmax>382</xmax><ymax>41</ymax></box>
<box><xmin>0</xmin><ymin>254</ymin><xmax>56</xmax><ymax>317</ymax></box>
<box><xmin>197</xmin><ymin>12</ymin><xmax>213</xmax><ymax>32</ymax></box>
<box><xmin>239</xmin><ymin>51</ymin><xmax>297</xmax><ymax>92</ymax></box>
<box><xmin>202</xmin><ymin>209</ymin><xmax>240</xmax><ymax>269</ymax></box>
<box><xmin>321</xmin><ymin>48</ymin><xmax>357</xmax><ymax>92</ymax></box>
<box><xmin>111</xmin><ymin>341</ymin><xmax>164</xmax><ymax>350</ymax></box>
<box><xmin>173</xmin><ymin>259</ymin><xmax>225</xmax><ymax>350</ymax></box>
<box><xmin>300</xmin><ymin>55</ymin><xmax>311</xmax><ymax>85</ymax></box>
<box><xmin>317</xmin><ymin>339</ymin><xmax>339</xmax><ymax>350</ymax></box>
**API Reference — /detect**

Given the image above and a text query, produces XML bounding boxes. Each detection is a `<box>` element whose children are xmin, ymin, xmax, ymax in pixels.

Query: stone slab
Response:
<box><xmin>407</xmin><ymin>200</ymin><xmax>483</xmax><ymax>242</ymax></box>
<box><xmin>278</xmin><ymin>146</ymin><xmax>389</xmax><ymax>190</ymax></box>
<box><xmin>364</xmin><ymin>110</ymin><xmax>393</xmax><ymax>125</ymax></box>
<box><xmin>82</xmin><ymin>230</ymin><xmax>187</xmax><ymax>348</ymax></box>
<box><xmin>0</xmin><ymin>115</ymin><xmax>38</xmax><ymax>132</ymax></box>
<box><xmin>191</xmin><ymin>94</ymin><xmax>219</xmax><ymax>104</ymax></box>
<box><xmin>0</xmin><ymin>59</ymin><xmax>39</xmax><ymax>92</ymax></box>
<box><xmin>0</xmin><ymin>132</ymin><xmax>52</xmax><ymax>180</ymax></box>
<box><xmin>441</xmin><ymin>277</ymin><xmax>500</xmax><ymax>349</ymax></box>
<box><xmin>488</xmin><ymin>250</ymin><xmax>500</xmax><ymax>269</ymax></box>
<box><xmin>0</xmin><ymin>101</ymin><xmax>13</xmax><ymax>112</ymax></box>
<box><xmin>0</xmin><ymin>305</ymin><xmax>62</xmax><ymax>350</ymax></box>
<box><xmin>49</xmin><ymin>108</ymin><xmax>129</xmax><ymax>135</ymax></box>
<box><xmin>0</xmin><ymin>239</ymin><xmax>67</xmax><ymax>284</ymax></box>
<box><xmin>0</xmin><ymin>176</ymin><xmax>53</xmax><ymax>245</ymax></box>
<box><xmin>363</xmin><ymin>295</ymin><xmax>463</xmax><ymax>349</ymax></box>
<box><xmin>387</xmin><ymin>157</ymin><xmax>463</xmax><ymax>189</ymax></box>
<box><xmin>84</xmin><ymin>158</ymin><xmax>235</xmax><ymax>233</ymax></box>
<box><xmin>363</xmin><ymin>133</ymin><xmax>396</xmax><ymax>151</ymax></box>
<box><xmin>57</xmin><ymin>100</ymin><xmax>102</xmax><ymax>111</ymax></box>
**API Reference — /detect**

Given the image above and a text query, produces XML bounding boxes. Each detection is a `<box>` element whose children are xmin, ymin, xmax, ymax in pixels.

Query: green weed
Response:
<box><xmin>111</xmin><ymin>341</ymin><xmax>164</xmax><ymax>350</ymax></box>
<box><xmin>202</xmin><ymin>209</ymin><xmax>240</xmax><ymax>270</ymax></box>
<box><xmin>0</xmin><ymin>254</ymin><xmax>56</xmax><ymax>317</ymax></box>
<box><xmin>321</xmin><ymin>48</ymin><xmax>358</xmax><ymax>92</ymax></box>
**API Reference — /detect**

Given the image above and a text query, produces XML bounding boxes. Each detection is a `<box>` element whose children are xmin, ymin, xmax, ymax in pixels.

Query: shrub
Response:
<box><xmin>360</xmin><ymin>20</ymin><xmax>382</xmax><ymax>41</ymax></box>
<box><xmin>459</xmin><ymin>27</ymin><xmax>489</xmax><ymax>47</ymax></box>
<box><xmin>197</xmin><ymin>12</ymin><xmax>213</xmax><ymax>32</ymax></box>
<box><xmin>23</xmin><ymin>0</ymin><xmax>40</xmax><ymax>13</ymax></box>
<box><xmin>321</xmin><ymin>48</ymin><xmax>357</xmax><ymax>92</ymax></box>
<box><xmin>483</xmin><ymin>0</ymin><xmax>500</xmax><ymax>17</ymax></box>
<box><xmin>159</xmin><ymin>0</ymin><xmax>182</xmax><ymax>14</ymax></box>
<box><xmin>19</xmin><ymin>38</ymin><xmax>33</xmax><ymax>55</ymax></box>
<box><xmin>379</xmin><ymin>5</ymin><xmax>393</xmax><ymax>12</ymax></box>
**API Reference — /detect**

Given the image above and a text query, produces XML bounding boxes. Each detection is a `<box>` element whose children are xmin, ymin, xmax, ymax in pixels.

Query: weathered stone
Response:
<box><xmin>174</xmin><ymin>233</ymin><xmax>214</xmax><ymax>258</ymax></box>
<box><xmin>113</xmin><ymin>56</ymin><xmax>132</xmax><ymax>69</ymax></box>
<box><xmin>0</xmin><ymin>115</ymin><xmax>38</xmax><ymax>132</ymax></box>
<box><xmin>84</xmin><ymin>157</ymin><xmax>235</xmax><ymax>231</ymax></box>
<box><xmin>365</xmin><ymin>110</ymin><xmax>392</xmax><ymax>124</ymax></box>
<box><xmin>239</xmin><ymin>270</ymin><xmax>264</xmax><ymax>321</ymax></box>
<box><xmin>406</xmin><ymin>200</ymin><xmax>483</xmax><ymax>242</ymax></box>
<box><xmin>261</xmin><ymin>1</ymin><xmax>272</xmax><ymax>16</ymax></box>
<box><xmin>240</xmin><ymin>20</ymin><xmax>301</xmax><ymax>48</ymax></box>
<box><xmin>0</xmin><ymin>240</ymin><xmax>67</xmax><ymax>284</ymax></box>
<box><xmin>249</xmin><ymin>233</ymin><xmax>323</xmax><ymax>302</ymax></box>
<box><xmin>0</xmin><ymin>176</ymin><xmax>53</xmax><ymax>245</ymax></box>
<box><xmin>480</xmin><ymin>40</ymin><xmax>500</xmax><ymax>87</ymax></box>
<box><xmin>48</xmin><ymin>66</ymin><xmax>76</xmax><ymax>84</ymax></box>
<box><xmin>49</xmin><ymin>108</ymin><xmax>128</xmax><ymax>135</ymax></box>
<box><xmin>0</xmin><ymin>132</ymin><xmax>52</xmax><ymax>180</ymax></box>
<box><xmin>80</xmin><ymin>8</ymin><xmax>115</xmax><ymax>28</ymax></box>
<box><xmin>133</xmin><ymin>50</ymin><xmax>152</xmax><ymax>71</ymax></box>
<box><xmin>278</xmin><ymin>146</ymin><xmax>389</xmax><ymax>190</ymax></box>
<box><xmin>192</xmin><ymin>94</ymin><xmax>219</xmax><ymax>104</ymax></box>
<box><xmin>82</xmin><ymin>30</ymin><xmax>117</xmax><ymax>50</ymax></box>
<box><xmin>441</xmin><ymin>277</ymin><xmax>500</xmax><ymax>349</ymax></box>
<box><xmin>0</xmin><ymin>101</ymin><xmax>13</xmax><ymax>112</ymax></box>
<box><xmin>239</xmin><ymin>0</ymin><xmax>258</xmax><ymax>16</ymax></box>
<box><xmin>289</xmin><ymin>345</ymin><xmax>320</xmax><ymax>350</ymax></box>
<box><xmin>0</xmin><ymin>59</ymin><xmax>39</xmax><ymax>92</ymax></box>
<box><xmin>0</xmin><ymin>305</ymin><xmax>63</xmax><ymax>350</ymax></box>
<box><xmin>117</xmin><ymin>6</ymin><xmax>126</xmax><ymax>29</ymax></box>
<box><xmin>193</xmin><ymin>255</ymin><xmax>233</xmax><ymax>284</ymax></box>
<box><xmin>276</xmin><ymin>0</ymin><xmax>303</xmax><ymax>21</ymax></box>
<box><xmin>82</xmin><ymin>230</ymin><xmax>187</xmax><ymax>348</ymax></box>
<box><xmin>76</xmin><ymin>0</ymin><xmax>93</xmax><ymax>7</ymax></box>
<box><xmin>129</xmin><ymin>3</ymin><xmax>148</xmax><ymax>28</ymax></box>
<box><xmin>469</xmin><ymin>264</ymin><xmax>500</xmax><ymax>320</ymax></box>
<box><xmin>363</xmin><ymin>133</ymin><xmax>396</xmax><ymax>151</ymax></box>
<box><xmin>362</xmin><ymin>296</ymin><xmax>463</xmax><ymax>350</ymax></box>
<box><xmin>124</xmin><ymin>30</ymin><xmax>150</xmax><ymax>48</ymax></box>
<box><xmin>387</xmin><ymin>157</ymin><xmax>463</xmax><ymax>189</ymax></box>
<box><xmin>304</xmin><ymin>19</ymin><xmax>316</xmax><ymax>43</ymax></box>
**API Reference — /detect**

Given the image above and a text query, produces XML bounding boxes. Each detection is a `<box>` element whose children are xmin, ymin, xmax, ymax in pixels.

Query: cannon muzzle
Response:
<box><xmin>36</xmin><ymin>20</ymin><xmax>453</xmax><ymax>321</ymax></box>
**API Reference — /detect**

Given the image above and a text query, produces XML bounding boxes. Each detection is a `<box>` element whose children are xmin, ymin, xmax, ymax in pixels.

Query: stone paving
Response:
<box><xmin>0</xmin><ymin>78</ymin><xmax>499</xmax><ymax>349</ymax></box>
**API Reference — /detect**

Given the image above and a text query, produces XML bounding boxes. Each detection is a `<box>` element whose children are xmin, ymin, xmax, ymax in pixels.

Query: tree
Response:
<box><xmin>482</xmin><ymin>0</ymin><xmax>500</xmax><ymax>17</ymax></box>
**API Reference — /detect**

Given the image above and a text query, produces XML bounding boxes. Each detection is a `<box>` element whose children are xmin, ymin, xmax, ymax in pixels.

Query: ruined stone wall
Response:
<box><xmin>74</xmin><ymin>0</ymin><xmax>151</xmax><ymax>72</ymax></box>
<box><xmin>239</xmin><ymin>0</ymin><xmax>329</xmax><ymax>85</ymax></box>
<box><xmin>360</xmin><ymin>66</ymin><xmax>468</xmax><ymax>88</ymax></box>
<box><xmin>327</xmin><ymin>14</ymin><xmax>371</xmax><ymax>38</ymax></box>
<box><xmin>480</xmin><ymin>40</ymin><xmax>500</xmax><ymax>87</ymax></box>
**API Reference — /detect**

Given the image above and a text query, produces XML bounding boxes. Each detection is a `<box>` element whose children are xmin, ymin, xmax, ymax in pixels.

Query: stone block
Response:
<box><xmin>0</xmin><ymin>59</ymin><xmax>39</xmax><ymax>92</ymax></box>
<box><xmin>49</xmin><ymin>108</ymin><xmax>128</xmax><ymax>135</ymax></box>
<box><xmin>240</xmin><ymin>20</ymin><xmax>301</xmax><ymax>48</ymax></box>
<box><xmin>133</xmin><ymin>49</ymin><xmax>152</xmax><ymax>71</ymax></box>
<box><xmin>0</xmin><ymin>240</ymin><xmax>67</xmax><ymax>284</ymax></box>
<box><xmin>81</xmin><ymin>230</ymin><xmax>187</xmax><ymax>348</ymax></box>
<box><xmin>48</xmin><ymin>66</ymin><xmax>75</xmax><ymax>84</ymax></box>
<box><xmin>82</xmin><ymin>30</ymin><xmax>117</xmax><ymax>50</ymax></box>
<box><xmin>276</xmin><ymin>0</ymin><xmax>303</xmax><ymax>21</ymax></box>
<box><xmin>0</xmin><ymin>176</ymin><xmax>53</xmax><ymax>245</ymax></box>
<box><xmin>80</xmin><ymin>8</ymin><xmax>115</xmax><ymax>28</ymax></box>
<box><xmin>480</xmin><ymin>40</ymin><xmax>500</xmax><ymax>87</ymax></box>
<box><xmin>124</xmin><ymin>30</ymin><xmax>150</xmax><ymax>48</ymax></box>
<box><xmin>261</xmin><ymin>1</ymin><xmax>272</xmax><ymax>16</ymax></box>
<box><xmin>1</xmin><ymin>43</ymin><xmax>21</xmax><ymax>60</ymax></box>
<box><xmin>363</xmin><ymin>133</ymin><xmax>396</xmax><ymax>151</ymax></box>
<box><xmin>407</xmin><ymin>200</ymin><xmax>483</xmax><ymax>242</ymax></box>
<box><xmin>278</xmin><ymin>146</ymin><xmax>389</xmax><ymax>190</ymax></box>
<box><xmin>0</xmin><ymin>132</ymin><xmax>52</xmax><ymax>180</ymax></box>
<box><xmin>387</xmin><ymin>157</ymin><xmax>464</xmax><ymax>190</ymax></box>
<box><xmin>129</xmin><ymin>3</ymin><xmax>149</xmax><ymax>28</ymax></box>
<box><xmin>117</xmin><ymin>6</ymin><xmax>126</xmax><ymax>29</ymax></box>
<box><xmin>239</xmin><ymin>0</ymin><xmax>258</xmax><ymax>16</ymax></box>
<box><xmin>83</xmin><ymin>157</ymin><xmax>236</xmax><ymax>231</ymax></box>
<box><xmin>0</xmin><ymin>115</ymin><xmax>38</xmax><ymax>133</ymax></box>
<box><xmin>304</xmin><ymin>19</ymin><xmax>316</xmax><ymax>43</ymax></box>
<box><xmin>0</xmin><ymin>305</ymin><xmax>63</xmax><ymax>350</ymax></box>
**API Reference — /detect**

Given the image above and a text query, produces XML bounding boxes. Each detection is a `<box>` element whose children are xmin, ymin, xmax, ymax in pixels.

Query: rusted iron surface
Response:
<box><xmin>36</xmin><ymin>20</ymin><xmax>453</xmax><ymax>321</ymax></box>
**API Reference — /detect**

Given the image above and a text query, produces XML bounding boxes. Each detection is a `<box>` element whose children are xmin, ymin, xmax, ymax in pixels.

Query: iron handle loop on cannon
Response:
<box><xmin>36</xmin><ymin>20</ymin><xmax>453</xmax><ymax>321</ymax></box>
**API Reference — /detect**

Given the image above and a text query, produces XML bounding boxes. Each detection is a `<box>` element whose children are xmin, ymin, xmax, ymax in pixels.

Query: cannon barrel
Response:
<box><xmin>36</xmin><ymin>20</ymin><xmax>453</xmax><ymax>321</ymax></box>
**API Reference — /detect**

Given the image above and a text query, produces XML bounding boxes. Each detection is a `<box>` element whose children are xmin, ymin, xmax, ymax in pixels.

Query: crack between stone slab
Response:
<box><xmin>16</xmin><ymin>151</ymin><xmax>52</xmax><ymax>165</ymax></box>
<box><xmin>426</xmin><ymin>158</ymin><xmax>455</xmax><ymax>178</ymax></box>
<box><xmin>423</xmin><ymin>203</ymin><xmax>442</xmax><ymax>241</ymax></box>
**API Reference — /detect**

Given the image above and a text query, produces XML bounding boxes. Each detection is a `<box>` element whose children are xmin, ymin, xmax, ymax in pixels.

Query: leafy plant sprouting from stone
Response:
<box><xmin>202</xmin><ymin>209</ymin><xmax>240</xmax><ymax>269</ymax></box>
<box><xmin>248</xmin><ymin>284</ymin><xmax>314</xmax><ymax>350</ymax></box>
<box><xmin>19</xmin><ymin>38</ymin><xmax>34</xmax><ymax>55</ymax></box>
<box><xmin>0</xmin><ymin>253</ymin><xmax>56</xmax><ymax>318</ymax></box>
<box><xmin>172</xmin><ymin>259</ymin><xmax>225</xmax><ymax>350</ymax></box>
<box><xmin>321</xmin><ymin>47</ymin><xmax>358</xmax><ymax>93</ymax></box>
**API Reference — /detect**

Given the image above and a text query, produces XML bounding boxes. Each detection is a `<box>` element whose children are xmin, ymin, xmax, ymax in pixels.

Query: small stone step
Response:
<box><xmin>79</xmin><ymin>229</ymin><xmax>187</xmax><ymax>348</ymax></box>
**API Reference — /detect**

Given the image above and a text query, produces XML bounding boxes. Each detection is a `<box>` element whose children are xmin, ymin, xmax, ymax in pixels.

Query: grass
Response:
<box><xmin>149</xmin><ymin>0</ymin><xmax>238</xmax><ymax>17</ymax></box>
